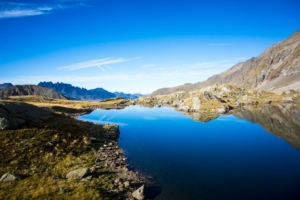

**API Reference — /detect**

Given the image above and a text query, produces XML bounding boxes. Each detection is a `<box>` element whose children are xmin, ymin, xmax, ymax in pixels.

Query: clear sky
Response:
<box><xmin>0</xmin><ymin>0</ymin><xmax>299</xmax><ymax>94</ymax></box>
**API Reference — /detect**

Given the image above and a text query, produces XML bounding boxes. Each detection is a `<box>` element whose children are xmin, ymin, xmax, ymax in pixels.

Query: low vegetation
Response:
<box><xmin>0</xmin><ymin>96</ymin><xmax>130</xmax><ymax>199</ymax></box>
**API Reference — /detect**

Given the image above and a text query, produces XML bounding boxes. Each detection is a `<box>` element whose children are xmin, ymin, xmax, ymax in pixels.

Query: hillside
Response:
<box><xmin>0</xmin><ymin>85</ymin><xmax>68</xmax><ymax>100</ymax></box>
<box><xmin>152</xmin><ymin>29</ymin><xmax>300</xmax><ymax>95</ymax></box>
<box><xmin>38</xmin><ymin>82</ymin><xmax>142</xmax><ymax>100</ymax></box>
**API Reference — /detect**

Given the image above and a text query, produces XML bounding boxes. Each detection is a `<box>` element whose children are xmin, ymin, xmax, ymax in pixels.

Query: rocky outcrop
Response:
<box><xmin>138</xmin><ymin>84</ymin><xmax>300</xmax><ymax>114</ymax></box>
<box><xmin>152</xmin><ymin>29</ymin><xmax>300</xmax><ymax>95</ymax></box>
<box><xmin>0</xmin><ymin>102</ymin><xmax>52</xmax><ymax>130</ymax></box>
<box><xmin>0</xmin><ymin>85</ymin><xmax>68</xmax><ymax>100</ymax></box>
<box><xmin>103</xmin><ymin>124</ymin><xmax>120</xmax><ymax>139</ymax></box>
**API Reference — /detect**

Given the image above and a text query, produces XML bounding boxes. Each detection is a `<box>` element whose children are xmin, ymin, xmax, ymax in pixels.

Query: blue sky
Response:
<box><xmin>0</xmin><ymin>0</ymin><xmax>299</xmax><ymax>94</ymax></box>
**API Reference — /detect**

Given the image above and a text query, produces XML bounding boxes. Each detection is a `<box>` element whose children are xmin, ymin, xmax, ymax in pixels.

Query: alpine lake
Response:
<box><xmin>78</xmin><ymin>105</ymin><xmax>300</xmax><ymax>200</ymax></box>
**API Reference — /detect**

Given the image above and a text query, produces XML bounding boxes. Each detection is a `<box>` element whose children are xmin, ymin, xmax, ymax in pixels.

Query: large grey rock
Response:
<box><xmin>0</xmin><ymin>173</ymin><xmax>22</xmax><ymax>182</ymax></box>
<box><xmin>0</xmin><ymin>102</ymin><xmax>52</xmax><ymax>130</ymax></box>
<box><xmin>105</xmin><ymin>125</ymin><xmax>120</xmax><ymax>139</ymax></box>
<box><xmin>66</xmin><ymin>168</ymin><xmax>90</xmax><ymax>179</ymax></box>
<box><xmin>132</xmin><ymin>184</ymin><xmax>146</xmax><ymax>200</ymax></box>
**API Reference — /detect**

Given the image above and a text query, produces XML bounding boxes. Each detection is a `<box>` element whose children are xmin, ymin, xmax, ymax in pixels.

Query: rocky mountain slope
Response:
<box><xmin>0</xmin><ymin>83</ymin><xmax>13</xmax><ymax>90</ymax></box>
<box><xmin>38</xmin><ymin>82</ymin><xmax>142</xmax><ymax>100</ymax></box>
<box><xmin>0</xmin><ymin>85</ymin><xmax>68</xmax><ymax>100</ymax></box>
<box><xmin>152</xmin><ymin>29</ymin><xmax>300</xmax><ymax>95</ymax></box>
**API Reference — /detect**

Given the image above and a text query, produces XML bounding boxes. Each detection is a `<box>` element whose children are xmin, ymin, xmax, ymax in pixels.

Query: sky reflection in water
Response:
<box><xmin>79</xmin><ymin>105</ymin><xmax>300</xmax><ymax>200</ymax></box>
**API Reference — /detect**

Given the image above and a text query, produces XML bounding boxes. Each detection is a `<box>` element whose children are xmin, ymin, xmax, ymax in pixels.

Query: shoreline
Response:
<box><xmin>0</xmin><ymin>97</ymin><xmax>149</xmax><ymax>200</ymax></box>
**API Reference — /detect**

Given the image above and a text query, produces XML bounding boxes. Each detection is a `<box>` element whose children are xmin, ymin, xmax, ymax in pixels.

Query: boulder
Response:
<box><xmin>66</xmin><ymin>168</ymin><xmax>90</xmax><ymax>179</ymax></box>
<box><xmin>132</xmin><ymin>184</ymin><xmax>146</xmax><ymax>200</ymax></box>
<box><xmin>0</xmin><ymin>173</ymin><xmax>22</xmax><ymax>182</ymax></box>
<box><xmin>104</xmin><ymin>125</ymin><xmax>120</xmax><ymax>139</ymax></box>
<box><xmin>192</xmin><ymin>97</ymin><xmax>201</xmax><ymax>111</ymax></box>
<box><xmin>0</xmin><ymin>117</ymin><xmax>11</xmax><ymax>130</ymax></box>
<box><xmin>124</xmin><ymin>181</ymin><xmax>130</xmax><ymax>188</ymax></box>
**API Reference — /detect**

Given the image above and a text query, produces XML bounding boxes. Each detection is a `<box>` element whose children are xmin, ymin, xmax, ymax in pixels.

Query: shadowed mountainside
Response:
<box><xmin>152</xmin><ymin>29</ymin><xmax>300</xmax><ymax>95</ymax></box>
<box><xmin>0</xmin><ymin>85</ymin><xmax>68</xmax><ymax>100</ymax></box>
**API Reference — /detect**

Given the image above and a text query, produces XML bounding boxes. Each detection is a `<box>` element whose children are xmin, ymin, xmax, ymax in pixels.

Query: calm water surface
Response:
<box><xmin>79</xmin><ymin>105</ymin><xmax>300</xmax><ymax>200</ymax></box>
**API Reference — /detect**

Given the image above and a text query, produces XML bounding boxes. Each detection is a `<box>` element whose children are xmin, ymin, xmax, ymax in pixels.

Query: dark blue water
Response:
<box><xmin>79</xmin><ymin>106</ymin><xmax>300</xmax><ymax>200</ymax></box>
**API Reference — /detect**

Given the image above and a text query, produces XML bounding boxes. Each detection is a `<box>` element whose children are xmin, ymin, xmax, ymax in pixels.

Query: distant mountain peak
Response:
<box><xmin>38</xmin><ymin>82</ymin><xmax>142</xmax><ymax>100</ymax></box>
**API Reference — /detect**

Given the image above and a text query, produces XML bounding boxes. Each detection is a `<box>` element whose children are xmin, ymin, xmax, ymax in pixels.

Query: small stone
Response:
<box><xmin>124</xmin><ymin>181</ymin><xmax>130</xmax><ymax>188</ymax></box>
<box><xmin>58</xmin><ymin>188</ymin><xmax>65</xmax><ymax>194</ymax></box>
<box><xmin>0</xmin><ymin>117</ymin><xmax>11</xmax><ymax>130</ymax></box>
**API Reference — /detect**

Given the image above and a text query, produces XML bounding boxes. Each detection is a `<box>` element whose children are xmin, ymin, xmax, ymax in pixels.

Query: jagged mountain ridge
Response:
<box><xmin>0</xmin><ymin>83</ymin><xmax>13</xmax><ymax>90</ymax></box>
<box><xmin>0</xmin><ymin>85</ymin><xmax>68</xmax><ymax>100</ymax></box>
<box><xmin>152</xmin><ymin>29</ymin><xmax>300</xmax><ymax>96</ymax></box>
<box><xmin>38</xmin><ymin>82</ymin><xmax>142</xmax><ymax>100</ymax></box>
<box><xmin>38</xmin><ymin>82</ymin><xmax>115</xmax><ymax>100</ymax></box>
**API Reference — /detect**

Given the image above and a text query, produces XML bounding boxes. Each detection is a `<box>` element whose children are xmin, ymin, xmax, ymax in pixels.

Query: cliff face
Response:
<box><xmin>0</xmin><ymin>85</ymin><xmax>68</xmax><ymax>100</ymax></box>
<box><xmin>234</xmin><ymin>106</ymin><xmax>300</xmax><ymax>151</ymax></box>
<box><xmin>152</xmin><ymin>30</ymin><xmax>300</xmax><ymax>96</ymax></box>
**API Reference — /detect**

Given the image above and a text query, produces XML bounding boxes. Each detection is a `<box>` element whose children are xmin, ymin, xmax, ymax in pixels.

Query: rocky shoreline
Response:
<box><xmin>0</xmin><ymin>99</ymin><xmax>149</xmax><ymax>200</ymax></box>
<box><xmin>136</xmin><ymin>84</ymin><xmax>300</xmax><ymax>115</ymax></box>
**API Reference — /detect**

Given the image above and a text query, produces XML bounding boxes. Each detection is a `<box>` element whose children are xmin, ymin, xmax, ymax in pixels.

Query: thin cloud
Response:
<box><xmin>207</xmin><ymin>43</ymin><xmax>232</xmax><ymax>46</ymax></box>
<box><xmin>57</xmin><ymin>58</ymin><xmax>128</xmax><ymax>71</ymax></box>
<box><xmin>104</xmin><ymin>65</ymin><xmax>115</xmax><ymax>70</ymax></box>
<box><xmin>145</xmin><ymin>58</ymin><xmax>245</xmax><ymax>71</ymax></box>
<box><xmin>98</xmin><ymin>66</ymin><xmax>105</xmax><ymax>71</ymax></box>
<box><xmin>142</xmin><ymin>64</ymin><xmax>156</xmax><ymax>68</ymax></box>
<box><xmin>0</xmin><ymin>1</ymin><xmax>86</xmax><ymax>19</ymax></box>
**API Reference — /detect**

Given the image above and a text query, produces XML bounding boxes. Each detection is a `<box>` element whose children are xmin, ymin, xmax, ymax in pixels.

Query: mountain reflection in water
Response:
<box><xmin>183</xmin><ymin>105</ymin><xmax>300</xmax><ymax>151</ymax></box>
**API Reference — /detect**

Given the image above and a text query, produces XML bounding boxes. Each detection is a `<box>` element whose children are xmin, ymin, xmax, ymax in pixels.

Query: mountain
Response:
<box><xmin>152</xmin><ymin>29</ymin><xmax>300</xmax><ymax>96</ymax></box>
<box><xmin>0</xmin><ymin>83</ymin><xmax>13</xmax><ymax>90</ymax></box>
<box><xmin>0</xmin><ymin>85</ymin><xmax>68</xmax><ymax>100</ymax></box>
<box><xmin>114</xmin><ymin>92</ymin><xmax>143</xmax><ymax>99</ymax></box>
<box><xmin>38</xmin><ymin>82</ymin><xmax>142</xmax><ymax>100</ymax></box>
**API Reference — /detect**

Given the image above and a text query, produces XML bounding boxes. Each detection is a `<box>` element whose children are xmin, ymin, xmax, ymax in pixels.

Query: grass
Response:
<box><xmin>6</xmin><ymin>96</ymin><xmax>129</xmax><ymax>110</ymax></box>
<box><xmin>0</xmin><ymin>96</ymin><xmax>128</xmax><ymax>199</ymax></box>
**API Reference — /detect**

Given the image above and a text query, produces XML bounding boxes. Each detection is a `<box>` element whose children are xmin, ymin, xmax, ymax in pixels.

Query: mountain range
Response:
<box><xmin>0</xmin><ymin>85</ymin><xmax>68</xmax><ymax>100</ymax></box>
<box><xmin>38</xmin><ymin>82</ymin><xmax>142</xmax><ymax>100</ymax></box>
<box><xmin>152</xmin><ymin>29</ymin><xmax>300</xmax><ymax>96</ymax></box>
